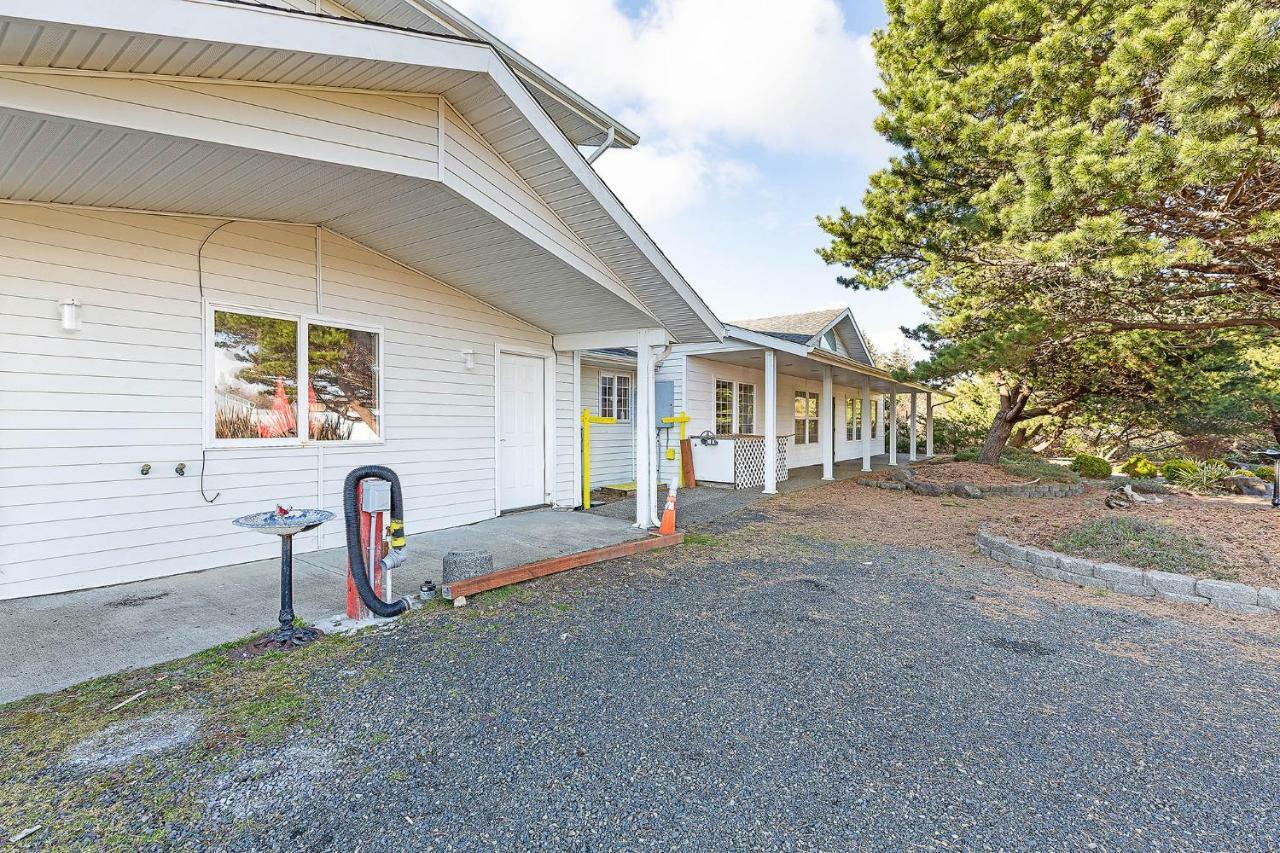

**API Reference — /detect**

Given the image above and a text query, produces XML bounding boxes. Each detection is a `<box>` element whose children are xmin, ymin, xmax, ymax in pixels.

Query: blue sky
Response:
<box><xmin>450</xmin><ymin>0</ymin><xmax>925</xmax><ymax>355</ymax></box>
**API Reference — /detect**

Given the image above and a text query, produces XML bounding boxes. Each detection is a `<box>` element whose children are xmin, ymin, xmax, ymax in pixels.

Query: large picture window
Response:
<box><xmin>795</xmin><ymin>390</ymin><xmax>819</xmax><ymax>445</ymax></box>
<box><xmin>210</xmin><ymin>307</ymin><xmax>381</xmax><ymax>445</ymax></box>
<box><xmin>715</xmin><ymin>379</ymin><xmax>734</xmax><ymax>435</ymax></box>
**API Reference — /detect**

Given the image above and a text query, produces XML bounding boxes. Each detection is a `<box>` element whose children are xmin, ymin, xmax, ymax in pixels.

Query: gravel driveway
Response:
<box><xmin>5</xmin><ymin>501</ymin><xmax>1280</xmax><ymax>850</ymax></box>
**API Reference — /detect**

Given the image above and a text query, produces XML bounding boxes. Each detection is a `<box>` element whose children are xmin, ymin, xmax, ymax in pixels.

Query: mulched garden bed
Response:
<box><xmin>910</xmin><ymin>461</ymin><xmax>1038</xmax><ymax>487</ymax></box>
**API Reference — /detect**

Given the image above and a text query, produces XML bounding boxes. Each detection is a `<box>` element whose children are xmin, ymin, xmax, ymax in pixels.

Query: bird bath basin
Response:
<box><xmin>233</xmin><ymin>508</ymin><xmax>334</xmax><ymax>651</ymax></box>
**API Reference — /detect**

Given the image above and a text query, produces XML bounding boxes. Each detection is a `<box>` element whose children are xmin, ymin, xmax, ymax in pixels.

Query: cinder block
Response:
<box><xmin>1010</xmin><ymin>558</ymin><xmax>1034</xmax><ymax>572</ymax></box>
<box><xmin>1213</xmin><ymin>599</ymin><xmax>1272</xmax><ymax>616</ymax></box>
<box><xmin>1112</xmin><ymin>582</ymin><xmax>1155</xmax><ymax>598</ymax></box>
<box><xmin>1258</xmin><ymin>587</ymin><xmax>1280</xmax><ymax>612</ymax></box>
<box><xmin>1196</xmin><ymin>578</ymin><xmax>1259</xmax><ymax>606</ymax></box>
<box><xmin>1042</xmin><ymin>567</ymin><xmax>1106</xmax><ymax>588</ymax></box>
<box><xmin>1094</xmin><ymin>563</ymin><xmax>1145</xmax><ymax>586</ymax></box>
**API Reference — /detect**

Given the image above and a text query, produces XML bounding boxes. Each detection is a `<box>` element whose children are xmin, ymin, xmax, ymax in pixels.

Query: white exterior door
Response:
<box><xmin>499</xmin><ymin>353</ymin><xmax>546</xmax><ymax>510</ymax></box>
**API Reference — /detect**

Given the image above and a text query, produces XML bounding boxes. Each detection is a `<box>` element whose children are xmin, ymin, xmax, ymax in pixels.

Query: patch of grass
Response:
<box><xmin>475</xmin><ymin>584</ymin><xmax>522</xmax><ymax>607</ymax></box>
<box><xmin>1053</xmin><ymin>516</ymin><xmax>1228</xmax><ymax>578</ymax></box>
<box><xmin>682</xmin><ymin>532</ymin><xmax>720</xmax><ymax>547</ymax></box>
<box><xmin>999</xmin><ymin>455</ymin><xmax>1080</xmax><ymax>484</ymax></box>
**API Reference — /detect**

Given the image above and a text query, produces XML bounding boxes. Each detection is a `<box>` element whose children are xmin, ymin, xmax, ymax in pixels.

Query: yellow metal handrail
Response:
<box><xmin>581</xmin><ymin>408</ymin><xmax>616</xmax><ymax>509</ymax></box>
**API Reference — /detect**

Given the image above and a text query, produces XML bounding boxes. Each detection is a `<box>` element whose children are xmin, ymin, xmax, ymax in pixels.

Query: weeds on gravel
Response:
<box><xmin>683</xmin><ymin>533</ymin><xmax>720</xmax><ymax>547</ymax></box>
<box><xmin>0</xmin><ymin>629</ymin><xmax>366</xmax><ymax>847</ymax></box>
<box><xmin>1053</xmin><ymin>516</ymin><xmax>1228</xmax><ymax>578</ymax></box>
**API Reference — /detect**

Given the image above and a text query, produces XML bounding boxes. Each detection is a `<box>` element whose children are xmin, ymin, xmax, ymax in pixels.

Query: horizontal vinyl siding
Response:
<box><xmin>0</xmin><ymin>72</ymin><xmax>442</xmax><ymax>179</ymax></box>
<box><xmin>581</xmin><ymin>365</ymin><xmax>636</xmax><ymax>488</ymax></box>
<box><xmin>0</xmin><ymin>205</ymin><xmax>565</xmax><ymax>599</ymax></box>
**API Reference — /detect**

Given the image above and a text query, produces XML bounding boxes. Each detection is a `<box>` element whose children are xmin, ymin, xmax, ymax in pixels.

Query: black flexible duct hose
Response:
<box><xmin>343</xmin><ymin>465</ymin><xmax>411</xmax><ymax>618</ymax></box>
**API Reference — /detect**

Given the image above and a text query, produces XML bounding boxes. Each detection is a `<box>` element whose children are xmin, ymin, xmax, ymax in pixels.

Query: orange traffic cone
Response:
<box><xmin>659</xmin><ymin>480</ymin><xmax>678</xmax><ymax>535</ymax></box>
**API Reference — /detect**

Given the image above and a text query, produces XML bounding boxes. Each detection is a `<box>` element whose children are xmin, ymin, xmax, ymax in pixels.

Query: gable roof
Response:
<box><xmin>732</xmin><ymin>307</ymin><xmax>874</xmax><ymax>366</ymax></box>
<box><xmin>733</xmin><ymin>308</ymin><xmax>846</xmax><ymax>339</ymax></box>
<box><xmin>229</xmin><ymin>0</ymin><xmax>638</xmax><ymax>150</ymax></box>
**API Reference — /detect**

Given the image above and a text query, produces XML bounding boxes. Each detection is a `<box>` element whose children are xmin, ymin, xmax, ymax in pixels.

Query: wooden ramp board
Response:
<box><xmin>680</xmin><ymin>438</ymin><xmax>696</xmax><ymax>487</ymax></box>
<box><xmin>441</xmin><ymin>532</ymin><xmax>685</xmax><ymax>600</ymax></box>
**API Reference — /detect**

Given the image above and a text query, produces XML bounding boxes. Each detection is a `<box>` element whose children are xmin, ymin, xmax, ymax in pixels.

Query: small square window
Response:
<box><xmin>599</xmin><ymin>375</ymin><xmax>615</xmax><ymax>419</ymax></box>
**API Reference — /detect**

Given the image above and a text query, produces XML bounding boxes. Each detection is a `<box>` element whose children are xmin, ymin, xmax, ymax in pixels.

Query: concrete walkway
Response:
<box><xmin>0</xmin><ymin>510</ymin><xmax>646</xmax><ymax>704</ymax></box>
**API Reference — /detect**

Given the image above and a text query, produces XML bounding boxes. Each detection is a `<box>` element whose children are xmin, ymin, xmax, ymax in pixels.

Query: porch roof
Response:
<box><xmin>0</xmin><ymin>1</ymin><xmax>722</xmax><ymax>342</ymax></box>
<box><xmin>690</xmin><ymin>326</ymin><xmax>954</xmax><ymax>401</ymax></box>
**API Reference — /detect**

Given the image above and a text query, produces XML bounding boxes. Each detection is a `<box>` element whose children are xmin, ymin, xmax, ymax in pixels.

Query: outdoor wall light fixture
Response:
<box><xmin>462</xmin><ymin>349</ymin><xmax>475</xmax><ymax>370</ymax></box>
<box><xmin>59</xmin><ymin>297</ymin><xmax>81</xmax><ymax>332</ymax></box>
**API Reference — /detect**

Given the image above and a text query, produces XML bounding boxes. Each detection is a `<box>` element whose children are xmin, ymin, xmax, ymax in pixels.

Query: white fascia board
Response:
<box><xmin>722</xmin><ymin>326</ymin><xmax>811</xmax><ymax>358</ymax></box>
<box><xmin>806</xmin><ymin>307</ymin><xmax>856</xmax><ymax>347</ymax></box>
<box><xmin>0</xmin><ymin>0</ymin><xmax>492</xmax><ymax>75</ymax></box>
<box><xmin>392</xmin><ymin>0</ymin><xmax>640</xmax><ymax>147</ymax></box>
<box><xmin>554</xmin><ymin>329</ymin><xmax>668</xmax><ymax>351</ymax></box>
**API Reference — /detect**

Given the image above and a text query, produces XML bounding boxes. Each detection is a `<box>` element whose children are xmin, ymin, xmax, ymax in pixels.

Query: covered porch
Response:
<box><xmin>670</xmin><ymin>336</ymin><xmax>943</xmax><ymax>495</ymax></box>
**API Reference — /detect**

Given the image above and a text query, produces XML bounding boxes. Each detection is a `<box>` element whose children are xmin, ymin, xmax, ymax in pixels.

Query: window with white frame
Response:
<box><xmin>598</xmin><ymin>373</ymin><xmax>631</xmax><ymax>422</ymax></box>
<box><xmin>795</xmin><ymin>390</ymin><xmax>819</xmax><ymax>444</ymax></box>
<box><xmin>599</xmin><ymin>374</ymin><xmax>615</xmax><ymax>419</ymax></box>
<box><xmin>737</xmin><ymin>382</ymin><xmax>756</xmax><ymax>434</ymax></box>
<box><xmin>715</xmin><ymin>379</ymin><xmax>734</xmax><ymax>435</ymax></box>
<box><xmin>845</xmin><ymin>397</ymin><xmax>856</xmax><ymax>441</ymax></box>
<box><xmin>211</xmin><ymin>307</ymin><xmax>381</xmax><ymax>444</ymax></box>
<box><xmin>870</xmin><ymin>395</ymin><xmax>880</xmax><ymax>439</ymax></box>
<box><xmin>614</xmin><ymin>374</ymin><xmax>631</xmax><ymax>422</ymax></box>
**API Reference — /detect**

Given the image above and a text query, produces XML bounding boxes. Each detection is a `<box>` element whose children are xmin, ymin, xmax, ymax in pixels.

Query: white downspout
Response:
<box><xmin>586</xmin><ymin>126</ymin><xmax>616</xmax><ymax>165</ymax></box>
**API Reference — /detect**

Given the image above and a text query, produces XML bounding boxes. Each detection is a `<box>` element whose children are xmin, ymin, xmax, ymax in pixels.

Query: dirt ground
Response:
<box><xmin>764</xmin><ymin>477</ymin><xmax>1280</xmax><ymax>590</ymax></box>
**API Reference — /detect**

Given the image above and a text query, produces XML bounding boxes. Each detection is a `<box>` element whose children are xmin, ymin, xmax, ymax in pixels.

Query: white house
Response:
<box><xmin>656</xmin><ymin>308</ymin><xmax>943</xmax><ymax>491</ymax></box>
<box><xmin>575</xmin><ymin>308</ymin><xmax>946</xmax><ymax>496</ymax></box>
<box><xmin>0</xmin><ymin>0</ymin><xmax>722</xmax><ymax>599</ymax></box>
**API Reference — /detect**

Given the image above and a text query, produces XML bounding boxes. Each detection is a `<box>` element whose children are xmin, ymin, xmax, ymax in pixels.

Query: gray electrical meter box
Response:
<box><xmin>361</xmin><ymin>479</ymin><xmax>392</xmax><ymax>513</ymax></box>
<box><xmin>655</xmin><ymin>380</ymin><xmax>675</xmax><ymax>428</ymax></box>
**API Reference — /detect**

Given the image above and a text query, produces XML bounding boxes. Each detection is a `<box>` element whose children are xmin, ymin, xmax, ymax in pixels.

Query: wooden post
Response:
<box><xmin>820</xmin><ymin>365</ymin><xmax>834</xmax><ymax>481</ymax></box>
<box><xmin>763</xmin><ymin>350</ymin><xmax>778</xmax><ymax>494</ymax></box>
<box><xmin>909</xmin><ymin>392</ymin><xmax>918</xmax><ymax>462</ymax></box>
<box><xmin>888</xmin><ymin>389</ymin><xmax>898</xmax><ymax>466</ymax></box>
<box><xmin>861</xmin><ymin>380</ymin><xmax>872</xmax><ymax>472</ymax></box>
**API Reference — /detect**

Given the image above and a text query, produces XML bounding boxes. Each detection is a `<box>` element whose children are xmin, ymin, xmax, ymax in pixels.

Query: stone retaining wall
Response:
<box><xmin>976</xmin><ymin>527</ymin><xmax>1279</xmax><ymax>616</ymax></box>
<box><xmin>858</xmin><ymin>474</ymin><xmax>1086</xmax><ymax>499</ymax></box>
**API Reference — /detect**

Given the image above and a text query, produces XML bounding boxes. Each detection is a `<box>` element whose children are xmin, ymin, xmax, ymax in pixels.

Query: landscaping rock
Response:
<box><xmin>1259</xmin><ymin>587</ymin><xmax>1280</xmax><ymax>611</ymax></box>
<box><xmin>907</xmin><ymin>480</ymin><xmax>945</xmax><ymax>497</ymax></box>
<box><xmin>950</xmin><ymin>483</ymin><xmax>983</xmax><ymax>499</ymax></box>
<box><xmin>1094</xmin><ymin>563</ymin><xmax>1145</xmax><ymax>587</ymax></box>
<box><xmin>1145</xmin><ymin>571</ymin><xmax>1198</xmax><ymax>597</ymax></box>
<box><xmin>1112</xmin><ymin>582</ymin><xmax>1155</xmax><ymax>599</ymax></box>
<box><xmin>1212</xmin><ymin>600</ymin><xmax>1273</xmax><ymax>616</ymax></box>
<box><xmin>889</xmin><ymin>467</ymin><xmax>912</xmax><ymax>484</ymax></box>
<box><xmin>1195</xmin><ymin>578</ymin><xmax>1258</xmax><ymax>606</ymax></box>
<box><xmin>1223</xmin><ymin>475</ymin><xmax>1269</xmax><ymax>497</ymax></box>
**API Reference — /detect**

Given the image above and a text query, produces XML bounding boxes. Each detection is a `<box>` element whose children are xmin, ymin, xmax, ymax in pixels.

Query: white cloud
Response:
<box><xmin>451</xmin><ymin>0</ymin><xmax>886</xmax><ymax>218</ymax></box>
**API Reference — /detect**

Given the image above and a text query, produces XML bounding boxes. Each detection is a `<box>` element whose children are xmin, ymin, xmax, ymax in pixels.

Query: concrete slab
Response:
<box><xmin>0</xmin><ymin>509</ymin><xmax>645</xmax><ymax>705</ymax></box>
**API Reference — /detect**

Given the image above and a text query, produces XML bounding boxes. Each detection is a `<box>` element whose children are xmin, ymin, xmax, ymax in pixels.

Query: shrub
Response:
<box><xmin>1167</xmin><ymin>461</ymin><xmax>1232</xmax><ymax>493</ymax></box>
<box><xmin>1070</xmin><ymin>453</ymin><xmax>1112</xmax><ymax>479</ymax></box>
<box><xmin>1121</xmin><ymin>454</ymin><xmax>1158</xmax><ymax>478</ymax></box>
<box><xmin>952</xmin><ymin>447</ymin><xmax>979</xmax><ymax>462</ymax></box>
<box><xmin>1254</xmin><ymin>466</ymin><xmax>1275</xmax><ymax>482</ymax></box>
<box><xmin>1053</xmin><ymin>516</ymin><xmax>1226</xmax><ymax>578</ymax></box>
<box><xmin>1160</xmin><ymin>458</ymin><xmax>1198</xmax><ymax>479</ymax></box>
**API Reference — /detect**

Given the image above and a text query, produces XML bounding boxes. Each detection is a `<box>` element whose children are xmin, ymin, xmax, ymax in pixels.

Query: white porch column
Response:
<box><xmin>763</xmin><ymin>349</ymin><xmax>778</xmax><ymax>494</ymax></box>
<box><xmin>909</xmin><ymin>392</ymin><xmax>918</xmax><ymax>462</ymax></box>
<box><xmin>820</xmin><ymin>365</ymin><xmax>834</xmax><ymax>480</ymax></box>
<box><xmin>925</xmin><ymin>391</ymin><xmax>934</xmax><ymax>458</ymax></box>
<box><xmin>888</xmin><ymin>389</ymin><xmax>898</xmax><ymax>466</ymax></box>
<box><xmin>634</xmin><ymin>337</ymin><xmax>654</xmax><ymax>528</ymax></box>
<box><xmin>861</xmin><ymin>380</ymin><xmax>872</xmax><ymax>472</ymax></box>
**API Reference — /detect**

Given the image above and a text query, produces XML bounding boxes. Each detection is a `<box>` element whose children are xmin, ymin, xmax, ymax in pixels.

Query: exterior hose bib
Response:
<box><xmin>343</xmin><ymin>465</ymin><xmax>412</xmax><ymax>618</ymax></box>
